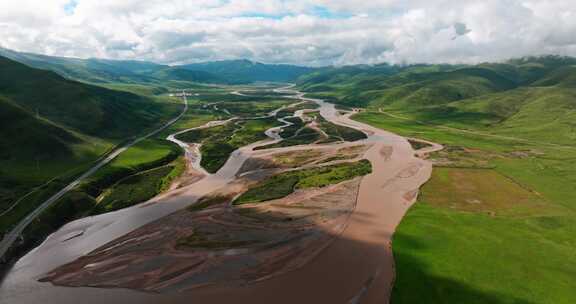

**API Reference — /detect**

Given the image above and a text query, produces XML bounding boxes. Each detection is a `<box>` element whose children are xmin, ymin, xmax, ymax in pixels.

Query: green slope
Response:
<box><xmin>0</xmin><ymin>56</ymin><xmax>177</xmax><ymax>139</ymax></box>
<box><xmin>0</xmin><ymin>96</ymin><xmax>81</xmax><ymax>161</ymax></box>
<box><xmin>0</xmin><ymin>55</ymin><xmax>180</xmax><ymax>235</ymax></box>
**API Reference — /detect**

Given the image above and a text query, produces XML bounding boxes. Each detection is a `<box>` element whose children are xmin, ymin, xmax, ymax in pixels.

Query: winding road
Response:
<box><xmin>0</xmin><ymin>87</ymin><xmax>442</xmax><ymax>304</ymax></box>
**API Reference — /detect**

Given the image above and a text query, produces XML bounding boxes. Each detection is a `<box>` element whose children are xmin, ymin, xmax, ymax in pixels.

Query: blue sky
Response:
<box><xmin>63</xmin><ymin>0</ymin><xmax>78</xmax><ymax>15</ymax></box>
<box><xmin>1</xmin><ymin>0</ymin><xmax>575</xmax><ymax>66</ymax></box>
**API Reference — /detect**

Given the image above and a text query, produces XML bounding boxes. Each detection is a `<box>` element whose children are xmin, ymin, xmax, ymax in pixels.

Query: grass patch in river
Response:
<box><xmin>234</xmin><ymin>159</ymin><xmax>371</xmax><ymax>205</ymax></box>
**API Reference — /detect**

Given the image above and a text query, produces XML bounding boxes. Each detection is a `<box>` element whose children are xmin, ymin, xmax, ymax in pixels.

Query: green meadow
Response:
<box><xmin>353</xmin><ymin>111</ymin><xmax>576</xmax><ymax>304</ymax></box>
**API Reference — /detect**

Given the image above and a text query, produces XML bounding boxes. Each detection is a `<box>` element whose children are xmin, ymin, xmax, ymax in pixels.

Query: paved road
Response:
<box><xmin>0</xmin><ymin>93</ymin><xmax>189</xmax><ymax>259</ymax></box>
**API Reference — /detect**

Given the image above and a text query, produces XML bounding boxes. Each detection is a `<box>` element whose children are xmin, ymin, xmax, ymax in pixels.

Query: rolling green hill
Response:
<box><xmin>298</xmin><ymin>64</ymin><xmax>517</xmax><ymax>108</ymax></box>
<box><xmin>297</xmin><ymin>55</ymin><xmax>576</xmax><ymax>147</ymax></box>
<box><xmin>0</xmin><ymin>55</ymin><xmax>180</xmax><ymax>233</ymax></box>
<box><xmin>0</xmin><ymin>56</ymin><xmax>177</xmax><ymax>139</ymax></box>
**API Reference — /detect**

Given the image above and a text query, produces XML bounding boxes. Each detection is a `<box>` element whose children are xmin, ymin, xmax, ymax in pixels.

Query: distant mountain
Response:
<box><xmin>0</xmin><ymin>48</ymin><xmax>318</xmax><ymax>85</ymax></box>
<box><xmin>151</xmin><ymin>67</ymin><xmax>226</xmax><ymax>83</ymax></box>
<box><xmin>0</xmin><ymin>47</ymin><xmax>226</xmax><ymax>85</ymax></box>
<box><xmin>0</xmin><ymin>47</ymin><xmax>158</xmax><ymax>84</ymax></box>
<box><xmin>180</xmin><ymin>59</ymin><xmax>318</xmax><ymax>83</ymax></box>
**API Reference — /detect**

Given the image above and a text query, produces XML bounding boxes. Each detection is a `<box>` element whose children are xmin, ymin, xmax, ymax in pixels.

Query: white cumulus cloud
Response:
<box><xmin>0</xmin><ymin>0</ymin><xmax>576</xmax><ymax>66</ymax></box>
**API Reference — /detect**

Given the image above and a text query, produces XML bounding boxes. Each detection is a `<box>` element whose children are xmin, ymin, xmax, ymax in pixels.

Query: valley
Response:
<box><xmin>0</xmin><ymin>85</ymin><xmax>439</xmax><ymax>304</ymax></box>
<box><xmin>1</xmin><ymin>50</ymin><xmax>576</xmax><ymax>304</ymax></box>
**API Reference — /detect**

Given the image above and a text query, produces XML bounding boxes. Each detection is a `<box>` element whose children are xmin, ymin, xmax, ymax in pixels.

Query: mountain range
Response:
<box><xmin>0</xmin><ymin>48</ymin><xmax>316</xmax><ymax>85</ymax></box>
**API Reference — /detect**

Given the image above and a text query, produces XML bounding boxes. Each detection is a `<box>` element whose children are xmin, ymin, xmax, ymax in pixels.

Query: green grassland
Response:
<box><xmin>98</xmin><ymin>83</ymin><xmax>170</xmax><ymax>96</ymax></box>
<box><xmin>353</xmin><ymin>111</ymin><xmax>576</xmax><ymax>303</ymax></box>
<box><xmin>2</xmin><ymin>125</ymin><xmax>189</xmax><ymax>269</ymax></box>
<box><xmin>16</xmin><ymin>88</ymin><xmax>227</xmax><ymax>224</ymax></box>
<box><xmin>3</xmin><ymin>93</ymin><xmax>215</xmax><ymax>231</ymax></box>
<box><xmin>234</xmin><ymin>159</ymin><xmax>371</xmax><ymax>204</ymax></box>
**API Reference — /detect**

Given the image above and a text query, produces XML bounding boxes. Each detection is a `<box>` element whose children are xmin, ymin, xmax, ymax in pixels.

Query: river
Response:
<box><xmin>0</xmin><ymin>88</ymin><xmax>441</xmax><ymax>304</ymax></box>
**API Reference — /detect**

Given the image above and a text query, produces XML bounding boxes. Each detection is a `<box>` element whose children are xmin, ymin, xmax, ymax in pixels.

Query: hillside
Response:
<box><xmin>0</xmin><ymin>56</ymin><xmax>180</xmax><ymax>221</ymax></box>
<box><xmin>0</xmin><ymin>96</ymin><xmax>80</xmax><ymax>162</ymax></box>
<box><xmin>180</xmin><ymin>59</ymin><xmax>317</xmax><ymax>83</ymax></box>
<box><xmin>298</xmin><ymin>64</ymin><xmax>516</xmax><ymax>107</ymax></box>
<box><xmin>0</xmin><ymin>56</ymin><xmax>179</xmax><ymax>139</ymax></box>
<box><xmin>297</xmin><ymin>56</ymin><xmax>576</xmax><ymax>146</ymax></box>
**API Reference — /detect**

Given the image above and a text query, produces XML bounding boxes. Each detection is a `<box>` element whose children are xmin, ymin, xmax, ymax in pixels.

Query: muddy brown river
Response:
<box><xmin>0</xmin><ymin>88</ymin><xmax>441</xmax><ymax>304</ymax></box>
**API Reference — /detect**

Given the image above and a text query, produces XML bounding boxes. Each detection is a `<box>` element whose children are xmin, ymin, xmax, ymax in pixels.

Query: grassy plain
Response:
<box><xmin>353</xmin><ymin>111</ymin><xmax>576</xmax><ymax>304</ymax></box>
